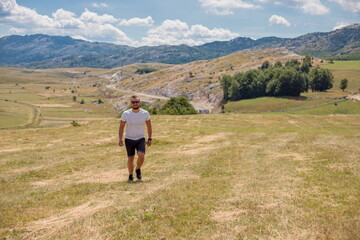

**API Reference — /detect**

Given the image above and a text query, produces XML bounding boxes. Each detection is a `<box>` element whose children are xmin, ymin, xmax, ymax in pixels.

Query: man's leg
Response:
<box><xmin>128</xmin><ymin>156</ymin><xmax>135</xmax><ymax>175</ymax></box>
<box><xmin>136</xmin><ymin>152</ymin><xmax>145</xmax><ymax>170</ymax></box>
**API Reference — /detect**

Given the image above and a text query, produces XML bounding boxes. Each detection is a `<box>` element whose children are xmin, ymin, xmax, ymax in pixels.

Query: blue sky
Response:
<box><xmin>0</xmin><ymin>0</ymin><xmax>359</xmax><ymax>46</ymax></box>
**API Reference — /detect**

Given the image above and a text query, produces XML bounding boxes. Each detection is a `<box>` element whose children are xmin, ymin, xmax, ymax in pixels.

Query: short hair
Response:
<box><xmin>131</xmin><ymin>95</ymin><xmax>139</xmax><ymax>99</ymax></box>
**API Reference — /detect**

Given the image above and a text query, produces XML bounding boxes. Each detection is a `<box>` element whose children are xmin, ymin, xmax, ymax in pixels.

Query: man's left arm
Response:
<box><xmin>146</xmin><ymin>119</ymin><xmax>152</xmax><ymax>146</ymax></box>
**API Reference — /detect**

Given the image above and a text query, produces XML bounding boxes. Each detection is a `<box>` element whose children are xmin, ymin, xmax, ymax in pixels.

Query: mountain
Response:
<box><xmin>0</xmin><ymin>24</ymin><xmax>359</xmax><ymax>69</ymax></box>
<box><xmin>0</xmin><ymin>34</ymin><xmax>132</xmax><ymax>65</ymax></box>
<box><xmin>245</xmin><ymin>24</ymin><xmax>360</xmax><ymax>59</ymax></box>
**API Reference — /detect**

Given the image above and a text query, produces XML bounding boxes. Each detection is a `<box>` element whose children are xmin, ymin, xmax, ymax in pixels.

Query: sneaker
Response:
<box><xmin>136</xmin><ymin>169</ymin><xmax>142</xmax><ymax>180</ymax></box>
<box><xmin>128</xmin><ymin>174</ymin><xmax>134</xmax><ymax>182</ymax></box>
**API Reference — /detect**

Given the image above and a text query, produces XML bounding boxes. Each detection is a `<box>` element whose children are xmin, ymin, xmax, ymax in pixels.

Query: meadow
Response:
<box><xmin>0</xmin><ymin>61</ymin><xmax>360</xmax><ymax>239</ymax></box>
<box><xmin>224</xmin><ymin>60</ymin><xmax>360</xmax><ymax>113</ymax></box>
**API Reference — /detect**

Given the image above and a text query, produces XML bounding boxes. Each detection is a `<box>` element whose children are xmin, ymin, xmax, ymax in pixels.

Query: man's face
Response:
<box><xmin>131</xmin><ymin>98</ymin><xmax>141</xmax><ymax>109</ymax></box>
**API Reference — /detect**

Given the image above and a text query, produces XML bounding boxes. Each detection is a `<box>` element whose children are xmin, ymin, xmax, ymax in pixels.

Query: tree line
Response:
<box><xmin>221</xmin><ymin>56</ymin><xmax>334</xmax><ymax>101</ymax></box>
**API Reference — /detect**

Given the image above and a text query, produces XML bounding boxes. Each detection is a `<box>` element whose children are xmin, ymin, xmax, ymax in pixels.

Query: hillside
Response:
<box><xmin>111</xmin><ymin>48</ymin><xmax>302</xmax><ymax>113</ymax></box>
<box><xmin>246</xmin><ymin>24</ymin><xmax>360</xmax><ymax>59</ymax></box>
<box><xmin>0</xmin><ymin>24</ymin><xmax>358</xmax><ymax>68</ymax></box>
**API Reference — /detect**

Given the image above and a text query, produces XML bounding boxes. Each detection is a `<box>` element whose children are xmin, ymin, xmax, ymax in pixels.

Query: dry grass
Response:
<box><xmin>1</xmin><ymin>113</ymin><xmax>359</xmax><ymax>239</ymax></box>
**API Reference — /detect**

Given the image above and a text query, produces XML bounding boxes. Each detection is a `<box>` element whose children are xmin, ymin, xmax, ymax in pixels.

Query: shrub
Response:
<box><xmin>159</xmin><ymin>96</ymin><xmax>197</xmax><ymax>115</ymax></box>
<box><xmin>71</xmin><ymin>121</ymin><xmax>80</xmax><ymax>127</ymax></box>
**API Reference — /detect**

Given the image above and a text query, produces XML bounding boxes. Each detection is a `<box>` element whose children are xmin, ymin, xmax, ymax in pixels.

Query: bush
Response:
<box><xmin>159</xmin><ymin>96</ymin><xmax>197</xmax><ymax>115</ymax></box>
<box><xmin>135</xmin><ymin>67</ymin><xmax>157</xmax><ymax>74</ymax></box>
<box><xmin>71</xmin><ymin>120</ymin><xmax>80</xmax><ymax>127</ymax></box>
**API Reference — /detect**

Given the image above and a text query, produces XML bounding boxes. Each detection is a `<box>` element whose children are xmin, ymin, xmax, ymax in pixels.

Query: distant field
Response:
<box><xmin>0</xmin><ymin>100</ymin><xmax>34</xmax><ymax>128</ymax></box>
<box><xmin>225</xmin><ymin>60</ymin><xmax>360</xmax><ymax>113</ymax></box>
<box><xmin>0</xmin><ymin>68</ymin><xmax>117</xmax><ymax>128</ymax></box>
<box><xmin>322</xmin><ymin>60</ymin><xmax>360</xmax><ymax>93</ymax></box>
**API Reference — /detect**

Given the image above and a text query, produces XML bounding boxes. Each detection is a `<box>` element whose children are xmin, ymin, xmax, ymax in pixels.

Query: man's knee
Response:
<box><xmin>138</xmin><ymin>152</ymin><xmax>145</xmax><ymax>158</ymax></box>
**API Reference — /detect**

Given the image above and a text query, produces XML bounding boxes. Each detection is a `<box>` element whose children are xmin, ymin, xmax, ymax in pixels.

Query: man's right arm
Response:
<box><xmin>119</xmin><ymin>120</ymin><xmax>126</xmax><ymax>146</ymax></box>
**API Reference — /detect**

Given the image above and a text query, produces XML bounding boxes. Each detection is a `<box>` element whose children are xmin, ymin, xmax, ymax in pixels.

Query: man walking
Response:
<box><xmin>119</xmin><ymin>95</ymin><xmax>152</xmax><ymax>182</ymax></box>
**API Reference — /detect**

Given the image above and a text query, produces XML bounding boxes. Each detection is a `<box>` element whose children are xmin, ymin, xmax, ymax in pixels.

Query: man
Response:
<box><xmin>119</xmin><ymin>95</ymin><xmax>152</xmax><ymax>182</ymax></box>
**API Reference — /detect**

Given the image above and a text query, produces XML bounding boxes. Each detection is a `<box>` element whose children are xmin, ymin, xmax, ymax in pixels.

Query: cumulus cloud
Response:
<box><xmin>269</xmin><ymin>15</ymin><xmax>291</xmax><ymax>27</ymax></box>
<box><xmin>198</xmin><ymin>0</ymin><xmax>261</xmax><ymax>15</ymax></box>
<box><xmin>119</xmin><ymin>16</ymin><xmax>154</xmax><ymax>26</ymax></box>
<box><xmin>80</xmin><ymin>8</ymin><xmax>118</xmax><ymax>24</ymax></box>
<box><xmin>273</xmin><ymin>0</ymin><xmax>329</xmax><ymax>15</ymax></box>
<box><xmin>140</xmin><ymin>19</ymin><xmax>240</xmax><ymax>46</ymax></box>
<box><xmin>0</xmin><ymin>0</ymin><xmax>133</xmax><ymax>44</ymax></box>
<box><xmin>329</xmin><ymin>0</ymin><xmax>360</xmax><ymax>13</ymax></box>
<box><xmin>92</xmin><ymin>2</ymin><xmax>109</xmax><ymax>8</ymax></box>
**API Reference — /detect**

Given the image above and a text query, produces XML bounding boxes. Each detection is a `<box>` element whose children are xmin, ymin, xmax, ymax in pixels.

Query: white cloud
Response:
<box><xmin>329</xmin><ymin>0</ymin><xmax>360</xmax><ymax>13</ymax></box>
<box><xmin>198</xmin><ymin>0</ymin><xmax>261</xmax><ymax>15</ymax></box>
<box><xmin>269</xmin><ymin>15</ymin><xmax>291</xmax><ymax>27</ymax></box>
<box><xmin>92</xmin><ymin>3</ymin><xmax>109</xmax><ymax>8</ymax></box>
<box><xmin>0</xmin><ymin>0</ymin><xmax>133</xmax><ymax>45</ymax></box>
<box><xmin>300</xmin><ymin>1</ymin><xmax>329</xmax><ymax>15</ymax></box>
<box><xmin>140</xmin><ymin>19</ymin><xmax>240</xmax><ymax>46</ymax></box>
<box><xmin>273</xmin><ymin>0</ymin><xmax>329</xmax><ymax>15</ymax></box>
<box><xmin>119</xmin><ymin>16</ymin><xmax>154</xmax><ymax>26</ymax></box>
<box><xmin>80</xmin><ymin>8</ymin><xmax>118</xmax><ymax>24</ymax></box>
<box><xmin>52</xmin><ymin>9</ymin><xmax>83</xmax><ymax>28</ymax></box>
<box><xmin>333</xmin><ymin>22</ymin><xmax>350</xmax><ymax>30</ymax></box>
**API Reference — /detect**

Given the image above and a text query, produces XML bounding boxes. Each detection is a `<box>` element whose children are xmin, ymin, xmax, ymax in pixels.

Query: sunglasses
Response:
<box><xmin>131</xmin><ymin>100</ymin><xmax>140</xmax><ymax>103</ymax></box>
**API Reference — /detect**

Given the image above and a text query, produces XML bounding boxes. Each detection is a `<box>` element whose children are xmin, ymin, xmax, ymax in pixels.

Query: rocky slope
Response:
<box><xmin>111</xmin><ymin>48</ymin><xmax>302</xmax><ymax>113</ymax></box>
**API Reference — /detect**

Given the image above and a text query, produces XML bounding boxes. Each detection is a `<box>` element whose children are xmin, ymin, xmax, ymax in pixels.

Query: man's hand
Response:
<box><xmin>146</xmin><ymin>139</ymin><xmax>152</xmax><ymax>147</ymax></box>
<box><xmin>119</xmin><ymin>139</ymin><xmax>124</xmax><ymax>147</ymax></box>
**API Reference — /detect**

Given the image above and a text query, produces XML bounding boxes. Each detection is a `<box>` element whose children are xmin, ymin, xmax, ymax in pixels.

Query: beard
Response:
<box><xmin>132</xmin><ymin>106</ymin><xmax>140</xmax><ymax>109</ymax></box>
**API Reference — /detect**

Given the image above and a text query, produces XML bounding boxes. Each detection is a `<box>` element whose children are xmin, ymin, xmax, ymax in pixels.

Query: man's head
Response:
<box><xmin>130</xmin><ymin>95</ymin><xmax>141</xmax><ymax>109</ymax></box>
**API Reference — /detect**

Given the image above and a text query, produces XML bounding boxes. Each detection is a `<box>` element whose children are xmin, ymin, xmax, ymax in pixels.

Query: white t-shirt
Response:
<box><xmin>121</xmin><ymin>108</ymin><xmax>150</xmax><ymax>140</ymax></box>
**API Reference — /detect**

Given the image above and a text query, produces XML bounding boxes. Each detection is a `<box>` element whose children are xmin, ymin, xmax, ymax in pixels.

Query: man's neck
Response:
<box><xmin>132</xmin><ymin>108</ymin><xmax>140</xmax><ymax>113</ymax></box>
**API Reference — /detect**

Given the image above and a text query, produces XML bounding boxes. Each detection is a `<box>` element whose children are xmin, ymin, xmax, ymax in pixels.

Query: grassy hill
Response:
<box><xmin>114</xmin><ymin>48</ymin><xmax>303</xmax><ymax>112</ymax></box>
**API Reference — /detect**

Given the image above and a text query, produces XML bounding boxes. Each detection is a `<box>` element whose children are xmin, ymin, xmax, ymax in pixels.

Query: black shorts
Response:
<box><xmin>125</xmin><ymin>138</ymin><xmax>146</xmax><ymax>157</ymax></box>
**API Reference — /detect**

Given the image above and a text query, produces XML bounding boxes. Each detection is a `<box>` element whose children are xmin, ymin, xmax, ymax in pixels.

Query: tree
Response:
<box><xmin>80</xmin><ymin>99</ymin><xmax>85</xmax><ymax>104</ymax></box>
<box><xmin>285</xmin><ymin>59</ymin><xmax>300</xmax><ymax>70</ymax></box>
<box><xmin>260</xmin><ymin>60</ymin><xmax>271</xmax><ymax>70</ymax></box>
<box><xmin>340</xmin><ymin>78</ymin><xmax>348</xmax><ymax>92</ymax></box>
<box><xmin>221</xmin><ymin>75</ymin><xmax>232</xmax><ymax>101</ymax></box>
<box><xmin>72</xmin><ymin>96</ymin><xmax>77</xmax><ymax>101</ymax></box>
<box><xmin>300</xmin><ymin>55</ymin><xmax>312</xmax><ymax>73</ymax></box>
<box><xmin>309</xmin><ymin>68</ymin><xmax>333</xmax><ymax>92</ymax></box>
<box><xmin>228</xmin><ymin>78</ymin><xmax>241</xmax><ymax>100</ymax></box>
<box><xmin>274</xmin><ymin>61</ymin><xmax>282</xmax><ymax>68</ymax></box>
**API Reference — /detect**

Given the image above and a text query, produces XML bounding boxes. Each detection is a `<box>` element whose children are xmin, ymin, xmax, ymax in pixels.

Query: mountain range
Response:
<box><xmin>0</xmin><ymin>24</ymin><xmax>359</xmax><ymax>69</ymax></box>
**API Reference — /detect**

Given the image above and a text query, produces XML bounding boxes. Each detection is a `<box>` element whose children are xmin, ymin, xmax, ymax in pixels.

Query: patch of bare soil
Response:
<box><xmin>34</xmin><ymin>104</ymin><xmax>72</xmax><ymax>108</ymax></box>
<box><xmin>346</xmin><ymin>94</ymin><xmax>360</xmax><ymax>102</ymax></box>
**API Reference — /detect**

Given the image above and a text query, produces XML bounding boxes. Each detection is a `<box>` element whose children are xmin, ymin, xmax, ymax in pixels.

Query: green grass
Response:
<box><xmin>322</xmin><ymin>60</ymin><xmax>360</xmax><ymax>93</ymax></box>
<box><xmin>0</xmin><ymin>114</ymin><xmax>359</xmax><ymax>239</ymax></box>
<box><xmin>0</xmin><ymin>99</ymin><xmax>34</xmax><ymax>128</ymax></box>
<box><xmin>290</xmin><ymin>101</ymin><xmax>360</xmax><ymax>114</ymax></box>
<box><xmin>224</xmin><ymin>97</ymin><xmax>334</xmax><ymax>113</ymax></box>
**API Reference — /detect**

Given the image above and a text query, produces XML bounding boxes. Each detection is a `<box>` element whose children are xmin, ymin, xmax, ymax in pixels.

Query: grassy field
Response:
<box><xmin>1</xmin><ymin>61</ymin><xmax>360</xmax><ymax>239</ymax></box>
<box><xmin>0</xmin><ymin>114</ymin><xmax>359</xmax><ymax>239</ymax></box>
<box><xmin>0</xmin><ymin>68</ymin><xmax>117</xmax><ymax>128</ymax></box>
<box><xmin>224</xmin><ymin>60</ymin><xmax>360</xmax><ymax>113</ymax></box>
<box><xmin>319</xmin><ymin>60</ymin><xmax>360</xmax><ymax>93</ymax></box>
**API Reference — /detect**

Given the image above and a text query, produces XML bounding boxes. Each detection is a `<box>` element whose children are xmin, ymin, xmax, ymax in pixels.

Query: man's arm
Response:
<box><xmin>146</xmin><ymin>119</ymin><xmax>152</xmax><ymax>146</ymax></box>
<box><xmin>119</xmin><ymin>120</ymin><xmax>126</xmax><ymax>146</ymax></box>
